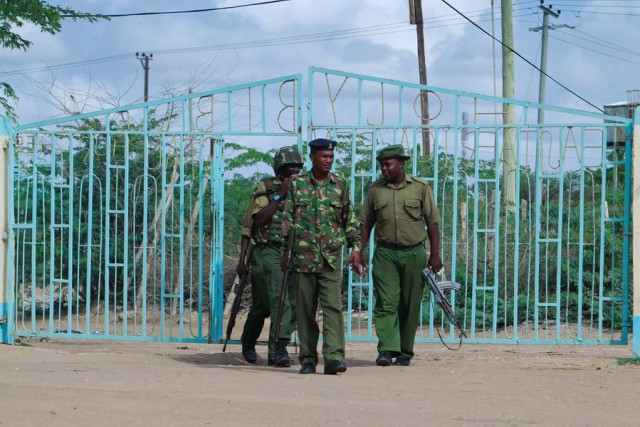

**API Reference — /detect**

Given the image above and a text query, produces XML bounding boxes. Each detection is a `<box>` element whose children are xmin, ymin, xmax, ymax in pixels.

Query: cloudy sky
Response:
<box><xmin>1</xmin><ymin>0</ymin><xmax>638</xmax><ymax>125</ymax></box>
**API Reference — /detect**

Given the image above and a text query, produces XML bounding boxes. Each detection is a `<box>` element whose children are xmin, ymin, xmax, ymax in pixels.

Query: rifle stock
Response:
<box><xmin>422</xmin><ymin>268</ymin><xmax>467</xmax><ymax>339</ymax></box>
<box><xmin>222</xmin><ymin>239</ymin><xmax>256</xmax><ymax>352</ymax></box>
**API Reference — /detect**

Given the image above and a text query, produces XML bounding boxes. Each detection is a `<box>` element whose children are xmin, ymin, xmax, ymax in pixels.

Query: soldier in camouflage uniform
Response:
<box><xmin>280</xmin><ymin>138</ymin><xmax>362</xmax><ymax>375</ymax></box>
<box><xmin>358</xmin><ymin>144</ymin><xmax>443</xmax><ymax>367</ymax></box>
<box><xmin>236</xmin><ymin>146</ymin><xmax>303</xmax><ymax>367</ymax></box>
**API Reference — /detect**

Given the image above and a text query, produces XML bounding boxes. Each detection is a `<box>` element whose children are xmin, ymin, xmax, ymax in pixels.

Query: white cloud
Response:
<box><xmin>1</xmin><ymin>0</ymin><xmax>638</xmax><ymax>123</ymax></box>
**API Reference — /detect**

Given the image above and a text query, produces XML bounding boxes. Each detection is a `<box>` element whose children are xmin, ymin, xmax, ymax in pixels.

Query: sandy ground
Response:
<box><xmin>1</xmin><ymin>335</ymin><xmax>639</xmax><ymax>427</ymax></box>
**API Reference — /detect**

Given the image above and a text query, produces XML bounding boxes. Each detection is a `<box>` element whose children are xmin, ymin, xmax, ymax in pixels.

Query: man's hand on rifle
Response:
<box><xmin>236</xmin><ymin>235</ymin><xmax>251</xmax><ymax>276</ymax></box>
<box><xmin>235</xmin><ymin>258</ymin><xmax>245</xmax><ymax>277</ymax></box>
<box><xmin>427</xmin><ymin>254</ymin><xmax>443</xmax><ymax>275</ymax></box>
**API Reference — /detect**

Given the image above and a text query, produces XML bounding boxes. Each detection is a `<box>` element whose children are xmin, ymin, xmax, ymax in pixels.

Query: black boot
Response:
<box><xmin>241</xmin><ymin>342</ymin><xmax>257</xmax><ymax>364</ymax></box>
<box><xmin>275</xmin><ymin>340</ymin><xmax>291</xmax><ymax>368</ymax></box>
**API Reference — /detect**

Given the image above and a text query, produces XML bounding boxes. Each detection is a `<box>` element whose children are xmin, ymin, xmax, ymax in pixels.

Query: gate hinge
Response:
<box><xmin>1</xmin><ymin>231</ymin><xmax>7</xmax><ymax>240</ymax></box>
<box><xmin>0</xmin><ymin>316</ymin><xmax>7</xmax><ymax>324</ymax></box>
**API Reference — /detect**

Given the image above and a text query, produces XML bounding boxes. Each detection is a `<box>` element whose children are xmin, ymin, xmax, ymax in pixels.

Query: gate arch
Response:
<box><xmin>6</xmin><ymin>74</ymin><xmax>302</xmax><ymax>343</ymax></box>
<box><xmin>307</xmin><ymin>67</ymin><xmax>632</xmax><ymax>345</ymax></box>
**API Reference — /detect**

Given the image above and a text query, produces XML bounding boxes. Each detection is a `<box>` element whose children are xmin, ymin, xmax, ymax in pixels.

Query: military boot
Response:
<box><xmin>275</xmin><ymin>340</ymin><xmax>291</xmax><ymax>368</ymax></box>
<box><xmin>241</xmin><ymin>342</ymin><xmax>257</xmax><ymax>364</ymax></box>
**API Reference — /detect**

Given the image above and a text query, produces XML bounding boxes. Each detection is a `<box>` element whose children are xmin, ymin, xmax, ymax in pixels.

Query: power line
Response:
<box><xmin>1</xmin><ymin>2</ymin><xmax>635</xmax><ymax>104</ymax></box>
<box><xmin>440</xmin><ymin>0</ymin><xmax>604</xmax><ymax>112</ymax></box>
<box><xmin>0</xmin><ymin>10</ymin><xmax>542</xmax><ymax>78</ymax></box>
<box><xmin>1</xmin><ymin>12</ymin><xmax>630</xmax><ymax>80</ymax></box>
<box><xmin>558</xmin><ymin>28</ymin><xmax>640</xmax><ymax>57</ymax></box>
<box><xmin>60</xmin><ymin>0</ymin><xmax>291</xmax><ymax>18</ymax></box>
<box><xmin>561</xmin><ymin>9</ymin><xmax>640</xmax><ymax>16</ymax></box>
<box><xmin>550</xmin><ymin>34</ymin><xmax>640</xmax><ymax>66</ymax></box>
<box><xmin>554</xmin><ymin>1</ymin><xmax>640</xmax><ymax>7</ymax></box>
<box><xmin>0</xmin><ymin>54</ymin><xmax>133</xmax><ymax>76</ymax></box>
<box><xmin>0</xmin><ymin>23</ymin><xmax>415</xmax><ymax>77</ymax></box>
<box><xmin>551</xmin><ymin>0</ymin><xmax>640</xmax><ymax>5</ymax></box>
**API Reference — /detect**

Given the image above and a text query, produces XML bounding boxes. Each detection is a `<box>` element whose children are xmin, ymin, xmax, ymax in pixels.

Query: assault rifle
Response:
<box><xmin>222</xmin><ymin>238</ymin><xmax>256</xmax><ymax>352</ymax></box>
<box><xmin>422</xmin><ymin>268</ymin><xmax>467</xmax><ymax>349</ymax></box>
<box><xmin>273</xmin><ymin>191</ymin><xmax>297</xmax><ymax>345</ymax></box>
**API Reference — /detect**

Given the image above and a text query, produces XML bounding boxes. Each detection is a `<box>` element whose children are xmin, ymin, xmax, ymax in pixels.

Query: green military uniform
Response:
<box><xmin>358</xmin><ymin>148</ymin><xmax>441</xmax><ymax>360</ymax></box>
<box><xmin>240</xmin><ymin>177</ymin><xmax>296</xmax><ymax>360</ymax></box>
<box><xmin>281</xmin><ymin>170</ymin><xmax>360</xmax><ymax>367</ymax></box>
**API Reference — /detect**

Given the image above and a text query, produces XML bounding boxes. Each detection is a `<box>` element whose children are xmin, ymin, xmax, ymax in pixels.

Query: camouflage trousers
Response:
<box><xmin>241</xmin><ymin>245</ymin><xmax>296</xmax><ymax>358</ymax></box>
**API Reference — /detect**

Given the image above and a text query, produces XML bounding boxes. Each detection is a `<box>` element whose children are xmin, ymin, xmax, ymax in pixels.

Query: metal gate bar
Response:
<box><xmin>7</xmin><ymin>75</ymin><xmax>302</xmax><ymax>343</ymax></box>
<box><xmin>308</xmin><ymin>66</ymin><xmax>632</xmax><ymax>345</ymax></box>
<box><xmin>1</xmin><ymin>69</ymin><xmax>632</xmax><ymax>346</ymax></box>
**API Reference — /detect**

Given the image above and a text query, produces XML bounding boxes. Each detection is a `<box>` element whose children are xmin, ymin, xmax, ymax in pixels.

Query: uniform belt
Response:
<box><xmin>256</xmin><ymin>241</ymin><xmax>283</xmax><ymax>249</ymax></box>
<box><xmin>376</xmin><ymin>241</ymin><xmax>423</xmax><ymax>251</ymax></box>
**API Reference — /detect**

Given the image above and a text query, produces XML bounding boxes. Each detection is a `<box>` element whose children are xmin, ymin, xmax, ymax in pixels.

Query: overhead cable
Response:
<box><xmin>61</xmin><ymin>0</ymin><xmax>291</xmax><ymax>18</ymax></box>
<box><xmin>440</xmin><ymin>0</ymin><xmax>605</xmax><ymax>112</ymax></box>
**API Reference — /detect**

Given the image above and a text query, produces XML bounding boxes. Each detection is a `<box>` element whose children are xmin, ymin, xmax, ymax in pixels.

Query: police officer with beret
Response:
<box><xmin>357</xmin><ymin>144</ymin><xmax>443</xmax><ymax>367</ymax></box>
<box><xmin>281</xmin><ymin>138</ymin><xmax>362</xmax><ymax>375</ymax></box>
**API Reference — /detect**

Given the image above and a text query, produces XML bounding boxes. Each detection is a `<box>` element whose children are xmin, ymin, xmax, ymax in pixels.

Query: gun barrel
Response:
<box><xmin>222</xmin><ymin>240</ymin><xmax>255</xmax><ymax>351</ymax></box>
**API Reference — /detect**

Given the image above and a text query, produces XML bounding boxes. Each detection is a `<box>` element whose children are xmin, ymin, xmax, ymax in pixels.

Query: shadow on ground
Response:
<box><xmin>169</xmin><ymin>348</ymin><xmax>375</xmax><ymax>370</ymax></box>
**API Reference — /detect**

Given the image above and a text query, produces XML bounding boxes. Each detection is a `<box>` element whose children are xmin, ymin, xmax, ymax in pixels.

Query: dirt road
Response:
<box><xmin>0</xmin><ymin>338</ymin><xmax>638</xmax><ymax>426</ymax></box>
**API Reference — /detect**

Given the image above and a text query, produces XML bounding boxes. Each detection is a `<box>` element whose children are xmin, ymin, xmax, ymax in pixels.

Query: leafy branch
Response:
<box><xmin>0</xmin><ymin>1</ymin><xmax>108</xmax><ymax>121</ymax></box>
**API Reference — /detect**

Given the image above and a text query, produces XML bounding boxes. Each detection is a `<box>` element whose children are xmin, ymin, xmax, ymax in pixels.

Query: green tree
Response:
<box><xmin>222</xmin><ymin>142</ymin><xmax>280</xmax><ymax>257</ymax></box>
<box><xmin>0</xmin><ymin>1</ymin><xmax>106</xmax><ymax>121</ymax></box>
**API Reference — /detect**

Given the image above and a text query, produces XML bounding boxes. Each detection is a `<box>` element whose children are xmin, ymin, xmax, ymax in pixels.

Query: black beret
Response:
<box><xmin>309</xmin><ymin>138</ymin><xmax>337</xmax><ymax>152</ymax></box>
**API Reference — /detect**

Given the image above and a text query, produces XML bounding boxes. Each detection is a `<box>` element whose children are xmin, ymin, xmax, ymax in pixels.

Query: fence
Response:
<box><xmin>0</xmin><ymin>68</ymin><xmax>634</xmax><ymax>348</ymax></box>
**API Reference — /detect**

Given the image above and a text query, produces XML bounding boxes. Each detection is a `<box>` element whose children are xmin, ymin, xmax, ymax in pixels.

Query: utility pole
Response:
<box><xmin>409</xmin><ymin>0</ymin><xmax>430</xmax><ymax>156</ymax></box>
<box><xmin>501</xmin><ymin>0</ymin><xmax>516</xmax><ymax>210</ymax></box>
<box><xmin>136</xmin><ymin>52</ymin><xmax>153</xmax><ymax>102</ymax></box>
<box><xmin>530</xmin><ymin>2</ymin><xmax>567</xmax><ymax>125</ymax></box>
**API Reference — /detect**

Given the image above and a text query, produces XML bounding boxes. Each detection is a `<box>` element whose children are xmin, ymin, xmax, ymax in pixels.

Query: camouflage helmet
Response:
<box><xmin>273</xmin><ymin>146</ymin><xmax>303</xmax><ymax>173</ymax></box>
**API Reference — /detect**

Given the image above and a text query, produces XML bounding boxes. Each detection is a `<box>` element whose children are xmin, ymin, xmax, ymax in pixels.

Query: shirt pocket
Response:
<box><xmin>295</xmin><ymin>199</ymin><xmax>311</xmax><ymax>212</ymax></box>
<box><xmin>292</xmin><ymin>199</ymin><xmax>312</xmax><ymax>237</ymax></box>
<box><xmin>373</xmin><ymin>200</ymin><xmax>389</xmax><ymax>225</ymax></box>
<box><xmin>374</xmin><ymin>200</ymin><xmax>388</xmax><ymax>211</ymax></box>
<box><xmin>330</xmin><ymin>200</ymin><xmax>343</xmax><ymax>224</ymax></box>
<box><xmin>403</xmin><ymin>199</ymin><xmax>423</xmax><ymax>221</ymax></box>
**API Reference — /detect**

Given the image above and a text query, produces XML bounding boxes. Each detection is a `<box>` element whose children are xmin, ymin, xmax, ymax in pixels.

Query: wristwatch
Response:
<box><xmin>273</xmin><ymin>194</ymin><xmax>281</xmax><ymax>202</ymax></box>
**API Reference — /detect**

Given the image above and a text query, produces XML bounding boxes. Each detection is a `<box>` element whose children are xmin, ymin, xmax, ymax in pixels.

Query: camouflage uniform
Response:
<box><xmin>238</xmin><ymin>147</ymin><xmax>302</xmax><ymax>365</ymax></box>
<box><xmin>281</xmin><ymin>170</ymin><xmax>360</xmax><ymax>367</ymax></box>
<box><xmin>359</xmin><ymin>155</ymin><xmax>441</xmax><ymax>361</ymax></box>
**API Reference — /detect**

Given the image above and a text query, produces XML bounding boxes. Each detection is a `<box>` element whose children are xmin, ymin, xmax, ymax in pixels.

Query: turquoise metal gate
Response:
<box><xmin>4</xmin><ymin>68</ymin><xmax>632</xmax><ymax>346</ymax></box>
<box><xmin>8</xmin><ymin>75</ymin><xmax>302</xmax><ymax>342</ymax></box>
<box><xmin>307</xmin><ymin>67</ymin><xmax>632</xmax><ymax>345</ymax></box>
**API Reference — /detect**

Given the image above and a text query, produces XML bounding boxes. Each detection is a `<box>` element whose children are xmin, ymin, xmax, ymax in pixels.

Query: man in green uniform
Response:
<box><xmin>281</xmin><ymin>138</ymin><xmax>362</xmax><ymax>375</ymax></box>
<box><xmin>358</xmin><ymin>144</ymin><xmax>443</xmax><ymax>367</ymax></box>
<box><xmin>236</xmin><ymin>146</ymin><xmax>303</xmax><ymax>367</ymax></box>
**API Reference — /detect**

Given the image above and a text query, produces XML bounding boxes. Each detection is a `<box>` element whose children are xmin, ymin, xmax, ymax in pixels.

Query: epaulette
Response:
<box><xmin>261</xmin><ymin>176</ymin><xmax>277</xmax><ymax>191</ymax></box>
<box><xmin>252</xmin><ymin>176</ymin><xmax>279</xmax><ymax>198</ymax></box>
<box><xmin>330</xmin><ymin>170</ymin><xmax>347</xmax><ymax>183</ymax></box>
<box><xmin>370</xmin><ymin>177</ymin><xmax>385</xmax><ymax>187</ymax></box>
<box><xmin>408</xmin><ymin>175</ymin><xmax>431</xmax><ymax>187</ymax></box>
